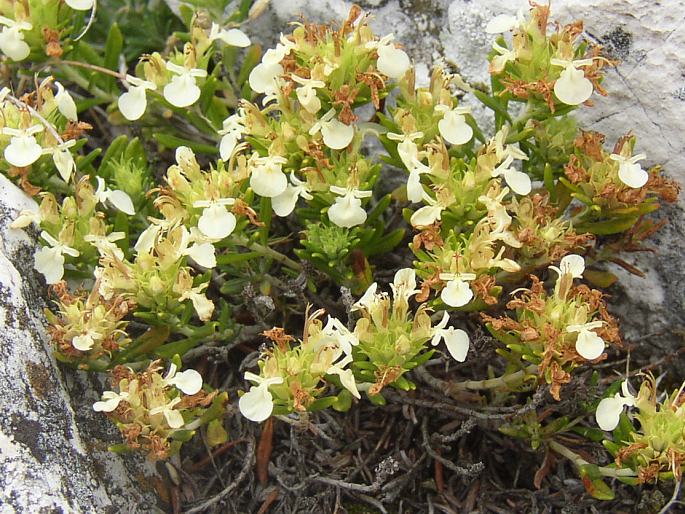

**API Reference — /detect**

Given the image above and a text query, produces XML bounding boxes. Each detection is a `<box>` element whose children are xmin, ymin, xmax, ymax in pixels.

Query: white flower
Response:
<box><xmin>34</xmin><ymin>231</ymin><xmax>80</xmax><ymax>284</ymax></box>
<box><xmin>93</xmin><ymin>390</ymin><xmax>129</xmax><ymax>412</ymax></box>
<box><xmin>239</xmin><ymin>371</ymin><xmax>284</xmax><ymax>422</ymax></box>
<box><xmin>208</xmin><ymin>23</ymin><xmax>251</xmax><ymax>47</ymax></box>
<box><xmin>84</xmin><ymin>231</ymin><xmax>126</xmax><ymax>259</ymax></box>
<box><xmin>179</xmin><ymin>283</ymin><xmax>214</xmax><ymax>321</ymax></box>
<box><xmin>0</xmin><ymin>17</ymin><xmax>32</xmax><ymax>61</ymax></box>
<box><xmin>185</xmin><ymin>241</ymin><xmax>217</xmax><ymax>268</ymax></box>
<box><xmin>352</xmin><ymin>282</ymin><xmax>378</xmax><ymax>312</ymax></box>
<box><xmin>272</xmin><ymin>173</ymin><xmax>313</xmax><ymax>217</ymax></box>
<box><xmin>610</xmin><ymin>153</ymin><xmax>649</xmax><ymax>189</ymax></box>
<box><xmin>248</xmin><ymin>61</ymin><xmax>283</xmax><ymax>96</ymax></box>
<box><xmin>485</xmin><ymin>13</ymin><xmax>520</xmax><ymax>34</ymax></box>
<box><xmin>327</xmin><ymin>186</ymin><xmax>371</xmax><ymax>228</ymax></box>
<box><xmin>150</xmin><ymin>397</ymin><xmax>185</xmax><ymax>429</ymax></box>
<box><xmin>436</xmin><ymin>105</ymin><xmax>473</xmax><ymax>146</ymax></box>
<box><xmin>371</xmin><ymin>35</ymin><xmax>410</xmax><ymax>80</ymax></box>
<box><xmin>218</xmin><ymin>111</ymin><xmax>246</xmax><ymax>161</ymax></box>
<box><xmin>292</xmin><ymin>74</ymin><xmax>325</xmax><ymax>114</ymax></box>
<box><xmin>322</xmin><ymin>316</ymin><xmax>359</xmax><ymax>356</ymax></box>
<box><xmin>596</xmin><ymin>381</ymin><xmax>635</xmax><ymax>431</ymax></box>
<box><xmin>118</xmin><ymin>75</ymin><xmax>157</xmax><ymax>121</ymax></box>
<box><xmin>193</xmin><ymin>198</ymin><xmax>237</xmax><ymax>240</ymax></box>
<box><xmin>72</xmin><ymin>329</ymin><xmax>100</xmax><ymax>351</ymax></box>
<box><xmin>493</xmin><ymin>127</ymin><xmax>528</xmax><ymax>162</ymax></box>
<box><xmin>431</xmin><ymin>311</ymin><xmax>470</xmax><ymax>362</ymax></box>
<box><xmin>439</xmin><ymin>272</ymin><xmax>477</xmax><ymax>308</ymax></box>
<box><xmin>390</xmin><ymin>268</ymin><xmax>419</xmax><ymax>302</ymax></box>
<box><xmin>551</xmin><ymin>58</ymin><xmax>594</xmax><ymax>106</ymax></box>
<box><xmin>2</xmin><ymin>125</ymin><xmax>44</xmax><ymax>167</ymax></box>
<box><xmin>490</xmin><ymin>42</ymin><xmax>517</xmax><ymax>74</ymax></box>
<box><xmin>410</xmin><ymin>193</ymin><xmax>446</xmax><ymax>227</ymax></box>
<box><xmin>163</xmin><ymin>62</ymin><xmax>207</xmax><ymax>108</ymax></box>
<box><xmin>54</xmin><ymin>82</ymin><xmax>78</xmax><ymax>121</ymax></box>
<box><xmin>94</xmin><ymin>177</ymin><xmax>135</xmax><ymax>215</ymax></box>
<box><xmin>309</xmin><ymin>109</ymin><xmax>354</xmax><ymax>150</ymax></box>
<box><xmin>134</xmin><ymin>224</ymin><xmax>162</xmax><ymax>254</ymax></box>
<box><xmin>326</xmin><ymin>355</ymin><xmax>360</xmax><ymax>399</ymax></box>
<box><xmin>50</xmin><ymin>140</ymin><xmax>77</xmax><ymax>182</ymax></box>
<box><xmin>261</xmin><ymin>34</ymin><xmax>295</xmax><ymax>65</ymax></box>
<box><xmin>549</xmin><ymin>254</ymin><xmax>585</xmax><ymax>279</ymax></box>
<box><xmin>65</xmin><ymin>0</ymin><xmax>95</xmax><ymax>11</ymax></box>
<box><xmin>567</xmin><ymin>320</ymin><xmax>605</xmax><ymax>360</ymax></box>
<box><xmin>10</xmin><ymin>208</ymin><xmax>41</xmax><ymax>229</ymax></box>
<box><xmin>249</xmin><ymin>155</ymin><xmax>288</xmax><ymax>197</ymax></box>
<box><xmin>164</xmin><ymin>363</ymin><xmax>203</xmax><ymax>395</ymax></box>
<box><xmin>491</xmin><ymin>155</ymin><xmax>531</xmax><ymax>196</ymax></box>
<box><xmin>387</xmin><ymin>132</ymin><xmax>429</xmax><ymax>203</ymax></box>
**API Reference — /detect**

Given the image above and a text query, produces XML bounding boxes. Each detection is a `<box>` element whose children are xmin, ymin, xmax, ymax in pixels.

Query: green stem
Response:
<box><xmin>448</xmin><ymin>364</ymin><xmax>539</xmax><ymax>392</ymax></box>
<box><xmin>548</xmin><ymin>440</ymin><xmax>637</xmax><ymax>478</ymax></box>
<box><xmin>232</xmin><ymin>236</ymin><xmax>302</xmax><ymax>271</ymax></box>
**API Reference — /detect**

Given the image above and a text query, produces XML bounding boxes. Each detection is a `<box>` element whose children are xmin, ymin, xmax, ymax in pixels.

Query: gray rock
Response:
<box><xmin>0</xmin><ymin>175</ymin><xmax>159</xmax><ymax>513</ymax></box>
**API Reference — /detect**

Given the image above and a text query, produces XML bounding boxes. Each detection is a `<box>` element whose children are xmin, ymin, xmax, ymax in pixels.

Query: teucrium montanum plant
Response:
<box><xmin>3</xmin><ymin>0</ymin><xmax>683</xmax><ymax>503</ymax></box>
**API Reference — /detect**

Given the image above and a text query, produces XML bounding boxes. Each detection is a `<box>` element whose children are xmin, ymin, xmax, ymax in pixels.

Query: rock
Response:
<box><xmin>253</xmin><ymin>0</ymin><xmax>685</xmax><ymax>372</ymax></box>
<box><xmin>0</xmin><ymin>175</ymin><xmax>160</xmax><ymax>513</ymax></box>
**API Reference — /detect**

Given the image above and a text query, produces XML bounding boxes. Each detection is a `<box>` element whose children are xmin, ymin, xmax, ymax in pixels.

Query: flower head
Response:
<box><xmin>491</xmin><ymin>155</ymin><xmax>531</xmax><ymax>196</ymax></box>
<box><xmin>54</xmin><ymin>82</ymin><xmax>78</xmax><ymax>121</ymax></box>
<box><xmin>93</xmin><ymin>390</ymin><xmax>129</xmax><ymax>412</ymax></box>
<box><xmin>567</xmin><ymin>320</ymin><xmax>605</xmax><ymax>360</ymax></box>
<box><xmin>163</xmin><ymin>62</ymin><xmax>207</xmax><ymax>108</ymax></box>
<box><xmin>596</xmin><ymin>381</ymin><xmax>635</xmax><ymax>431</ymax></box>
<box><xmin>94</xmin><ymin>177</ymin><xmax>136</xmax><ymax>215</ymax></box>
<box><xmin>326</xmin><ymin>355</ymin><xmax>360</xmax><ymax>399</ymax></box>
<box><xmin>431</xmin><ymin>311</ymin><xmax>470</xmax><ymax>362</ymax></box>
<box><xmin>2</xmin><ymin>125</ymin><xmax>44</xmax><ymax>168</ymax></box>
<box><xmin>371</xmin><ymin>35</ymin><xmax>410</xmax><ymax>80</ymax></box>
<box><xmin>549</xmin><ymin>254</ymin><xmax>585</xmax><ymax>279</ymax></box>
<box><xmin>65</xmin><ymin>0</ymin><xmax>95</xmax><ymax>11</ymax></box>
<box><xmin>610</xmin><ymin>152</ymin><xmax>648</xmax><ymax>189</ymax></box>
<box><xmin>436</xmin><ymin>105</ymin><xmax>473</xmax><ymax>146</ymax></box>
<box><xmin>34</xmin><ymin>231</ymin><xmax>80</xmax><ymax>284</ymax></box>
<box><xmin>551</xmin><ymin>58</ymin><xmax>594</xmax><ymax>106</ymax></box>
<box><xmin>309</xmin><ymin>109</ymin><xmax>354</xmax><ymax>150</ymax></box>
<box><xmin>163</xmin><ymin>363</ymin><xmax>203</xmax><ymax>395</ymax></box>
<box><xmin>0</xmin><ymin>17</ymin><xmax>32</xmax><ymax>61</ymax></box>
<box><xmin>327</xmin><ymin>186</ymin><xmax>371</xmax><ymax>228</ymax></box>
<box><xmin>118</xmin><ymin>75</ymin><xmax>157</xmax><ymax>121</ymax></box>
<box><xmin>239</xmin><ymin>371</ymin><xmax>284</xmax><ymax>422</ymax></box>
<box><xmin>193</xmin><ymin>198</ymin><xmax>237</xmax><ymax>240</ymax></box>
<box><xmin>439</xmin><ymin>272</ymin><xmax>477</xmax><ymax>308</ymax></box>
<box><xmin>272</xmin><ymin>173</ymin><xmax>313</xmax><ymax>217</ymax></box>
<box><xmin>208</xmin><ymin>23</ymin><xmax>251</xmax><ymax>47</ymax></box>
<box><xmin>249</xmin><ymin>155</ymin><xmax>288</xmax><ymax>197</ymax></box>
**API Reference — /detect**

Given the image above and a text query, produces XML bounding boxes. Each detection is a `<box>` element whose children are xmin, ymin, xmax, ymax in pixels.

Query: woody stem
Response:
<box><xmin>548</xmin><ymin>440</ymin><xmax>638</xmax><ymax>478</ymax></box>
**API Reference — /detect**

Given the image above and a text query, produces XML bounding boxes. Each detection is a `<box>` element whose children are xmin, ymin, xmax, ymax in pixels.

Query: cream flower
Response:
<box><xmin>485</xmin><ymin>13</ymin><xmax>520</xmax><ymax>34</ymax></box>
<box><xmin>118</xmin><ymin>75</ymin><xmax>157</xmax><ymax>121</ymax></box>
<box><xmin>150</xmin><ymin>397</ymin><xmax>185</xmax><ymax>429</ymax></box>
<box><xmin>218</xmin><ymin>111</ymin><xmax>246</xmax><ymax>161</ymax></box>
<box><xmin>0</xmin><ymin>17</ymin><xmax>32</xmax><ymax>61</ymax></box>
<box><xmin>610</xmin><ymin>152</ymin><xmax>648</xmax><ymax>189</ymax></box>
<box><xmin>34</xmin><ymin>231</ymin><xmax>80</xmax><ymax>284</ymax></box>
<box><xmin>327</xmin><ymin>186</ymin><xmax>371</xmax><ymax>228</ymax></box>
<box><xmin>50</xmin><ymin>140</ymin><xmax>77</xmax><ymax>182</ymax></box>
<box><xmin>567</xmin><ymin>320</ymin><xmax>605</xmax><ymax>360</ymax></box>
<box><xmin>352</xmin><ymin>282</ymin><xmax>378</xmax><ymax>312</ymax></box>
<box><xmin>551</xmin><ymin>58</ymin><xmax>594</xmax><ymax>106</ymax></box>
<box><xmin>239</xmin><ymin>371</ymin><xmax>284</xmax><ymax>422</ymax></box>
<box><xmin>431</xmin><ymin>311</ymin><xmax>470</xmax><ymax>362</ymax></box>
<box><xmin>596</xmin><ymin>381</ymin><xmax>635</xmax><ymax>431</ymax></box>
<box><xmin>549</xmin><ymin>254</ymin><xmax>585</xmax><ymax>279</ymax></box>
<box><xmin>491</xmin><ymin>155</ymin><xmax>531</xmax><ymax>196</ymax></box>
<box><xmin>95</xmin><ymin>177</ymin><xmax>136</xmax><ymax>215</ymax></box>
<box><xmin>386</xmin><ymin>131</ymin><xmax>429</xmax><ymax>202</ymax></box>
<box><xmin>262</xmin><ymin>34</ymin><xmax>296</xmax><ymax>65</ymax></box>
<box><xmin>134</xmin><ymin>224</ymin><xmax>162</xmax><ymax>254</ymax></box>
<box><xmin>179</xmin><ymin>283</ymin><xmax>214</xmax><ymax>321</ymax></box>
<box><xmin>410</xmin><ymin>192</ymin><xmax>447</xmax><ymax>227</ymax></box>
<box><xmin>439</xmin><ymin>272</ymin><xmax>477</xmax><ymax>308</ymax></box>
<box><xmin>370</xmin><ymin>35</ymin><xmax>410</xmax><ymax>80</ymax></box>
<box><xmin>54</xmin><ymin>82</ymin><xmax>78</xmax><ymax>121</ymax></box>
<box><xmin>490</xmin><ymin>42</ymin><xmax>516</xmax><ymax>74</ymax></box>
<box><xmin>72</xmin><ymin>329</ymin><xmax>100</xmax><ymax>352</ymax></box>
<box><xmin>163</xmin><ymin>62</ymin><xmax>207</xmax><ymax>108</ymax></box>
<box><xmin>309</xmin><ymin>109</ymin><xmax>354</xmax><ymax>150</ymax></box>
<box><xmin>10</xmin><ymin>208</ymin><xmax>41</xmax><ymax>229</ymax></box>
<box><xmin>207</xmin><ymin>23</ymin><xmax>251</xmax><ymax>47</ymax></box>
<box><xmin>193</xmin><ymin>198</ymin><xmax>237</xmax><ymax>240</ymax></box>
<box><xmin>164</xmin><ymin>363</ymin><xmax>203</xmax><ymax>395</ymax></box>
<box><xmin>248</xmin><ymin>61</ymin><xmax>283</xmax><ymax>97</ymax></box>
<box><xmin>292</xmin><ymin>74</ymin><xmax>325</xmax><ymax>114</ymax></box>
<box><xmin>84</xmin><ymin>231</ymin><xmax>126</xmax><ymax>259</ymax></box>
<box><xmin>436</xmin><ymin>105</ymin><xmax>473</xmax><ymax>146</ymax></box>
<box><xmin>390</xmin><ymin>268</ymin><xmax>419</xmax><ymax>302</ymax></box>
<box><xmin>272</xmin><ymin>173</ymin><xmax>313</xmax><ymax>217</ymax></box>
<box><xmin>65</xmin><ymin>0</ymin><xmax>95</xmax><ymax>11</ymax></box>
<box><xmin>326</xmin><ymin>355</ymin><xmax>360</xmax><ymax>399</ymax></box>
<box><xmin>93</xmin><ymin>390</ymin><xmax>129</xmax><ymax>412</ymax></box>
<box><xmin>249</xmin><ymin>155</ymin><xmax>288</xmax><ymax>197</ymax></box>
<box><xmin>2</xmin><ymin>125</ymin><xmax>44</xmax><ymax>167</ymax></box>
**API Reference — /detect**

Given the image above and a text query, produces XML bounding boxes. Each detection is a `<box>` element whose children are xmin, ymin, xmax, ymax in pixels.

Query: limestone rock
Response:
<box><xmin>0</xmin><ymin>175</ymin><xmax>159</xmax><ymax>513</ymax></box>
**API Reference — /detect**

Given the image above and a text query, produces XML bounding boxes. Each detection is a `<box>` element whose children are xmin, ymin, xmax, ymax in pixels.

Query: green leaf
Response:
<box><xmin>153</xmin><ymin>133</ymin><xmax>218</xmax><ymax>155</ymax></box>
<box><xmin>472</xmin><ymin>89</ymin><xmax>512</xmax><ymax>124</ymax></box>
<box><xmin>578</xmin><ymin>465</ymin><xmax>615</xmax><ymax>500</ymax></box>
<box><xmin>583</xmin><ymin>269</ymin><xmax>618</xmax><ymax>289</ymax></box>
<box><xmin>103</xmin><ymin>24</ymin><xmax>123</xmax><ymax>92</ymax></box>
<box><xmin>206</xmin><ymin>419</ymin><xmax>229</xmax><ymax>447</ymax></box>
<box><xmin>576</xmin><ymin>216</ymin><xmax>640</xmax><ymax>236</ymax></box>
